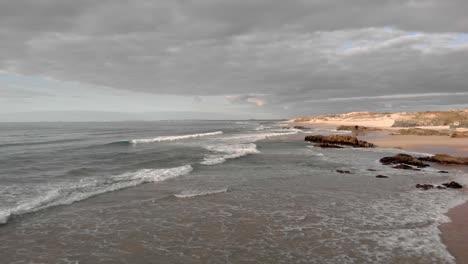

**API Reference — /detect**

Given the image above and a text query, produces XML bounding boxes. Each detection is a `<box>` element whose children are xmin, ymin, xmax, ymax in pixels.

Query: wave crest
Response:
<box><xmin>129</xmin><ymin>131</ymin><xmax>223</xmax><ymax>144</ymax></box>
<box><xmin>200</xmin><ymin>143</ymin><xmax>260</xmax><ymax>165</ymax></box>
<box><xmin>0</xmin><ymin>165</ymin><xmax>193</xmax><ymax>224</ymax></box>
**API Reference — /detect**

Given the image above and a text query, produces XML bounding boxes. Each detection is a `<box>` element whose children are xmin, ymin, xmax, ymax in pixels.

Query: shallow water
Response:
<box><xmin>0</xmin><ymin>121</ymin><xmax>466</xmax><ymax>263</ymax></box>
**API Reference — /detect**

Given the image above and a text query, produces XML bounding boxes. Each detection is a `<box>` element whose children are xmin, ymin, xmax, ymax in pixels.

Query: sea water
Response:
<box><xmin>0</xmin><ymin>121</ymin><xmax>466</xmax><ymax>263</ymax></box>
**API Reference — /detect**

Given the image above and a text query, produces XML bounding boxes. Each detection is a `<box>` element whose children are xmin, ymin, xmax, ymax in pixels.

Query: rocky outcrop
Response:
<box><xmin>293</xmin><ymin>126</ymin><xmax>309</xmax><ymax>130</ymax></box>
<box><xmin>418</xmin><ymin>154</ymin><xmax>468</xmax><ymax>166</ymax></box>
<box><xmin>305</xmin><ymin>135</ymin><xmax>375</xmax><ymax>148</ymax></box>
<box><xmin>395</xmin><ymin>128</ymin><xmax>449</xmax><ymax>136</ymax></box>
<box><xmin>380</xmin><ymin>154</ymin><xmax>429</xmax><ymax>168</ymax></box>
<box><xmin>442</xmin><ymin>181</ymin><xmax>463</xmax><ymax>189</ymax></box>
<box><xmin>451</xmin><ymin>131</ymin><xmax>468</xmax><ymax>138</ymax></box>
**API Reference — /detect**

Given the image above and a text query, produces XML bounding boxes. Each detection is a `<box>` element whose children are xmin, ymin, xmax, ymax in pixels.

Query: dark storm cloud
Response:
<box><xmin>1</xmin><ymin>0</ymin><xmax>467</xmax><ymax>116</ymax></box>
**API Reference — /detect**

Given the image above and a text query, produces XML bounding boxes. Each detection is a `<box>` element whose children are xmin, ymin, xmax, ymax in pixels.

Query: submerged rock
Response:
<box><xmin>375</xmin><ymin>175</ymin><xmax>389</xmax><ymax>178</ymax></box>
<box><xmin>380</xmin><ymin>154</ymin><xmax>429</xmax><ymax>168</ymax></box>
<box><xmin>336</xmin><ymin>170</ymin><xmax>352</xmax><ymax>174</ymax></box>
<box><xmin>416</xmin><ymin>184</ymin><xmax>434</xmax><ymax>190</ymax></box>
<box><xmin>438</xmin><ymin>170</ymin><xmax>449</xmax><ymax>173</ymax></box>
<box><xmin>418</xmin><ymin>154</ymin><xmax>468</xmax><ymax>166</ymax></box>
<box><xmin>392</xmin><ymin>164</ymin><xmax>421</xmax><ymax>171</ymax></box>
<box><xmin>416</xmin><ymin>181</ymin><xmax>463</xmax><ymax>190</ymax></box>
<box><xmin>305</xmin><ymin>135</ymin><xmax>375</xmax><ymax>148</ymax></box>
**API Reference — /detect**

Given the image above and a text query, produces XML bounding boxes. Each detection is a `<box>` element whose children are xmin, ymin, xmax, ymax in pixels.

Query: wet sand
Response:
<box><xmin>288</xmin><ymin>122</ymin><xmax>468</xmax><ymax>263</ymax></box>
<box><xmin>367</xmin><ymin>135</ymin><xmax>468</xmax><ymax>157</ymax></box>
<box><xmin>364</xmin><ymin>134</ymin><xmax>468</xmax><ymax>264</ymax></box>
<box><xmin>440</xmin><ymin>201</ymin><xmax>468</xmax><ymax>264</ymax></box>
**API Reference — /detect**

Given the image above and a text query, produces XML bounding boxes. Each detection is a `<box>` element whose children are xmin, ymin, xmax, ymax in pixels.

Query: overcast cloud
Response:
<box><xmin>0</xmin><ymin>0</ymin><xmax>467</xmax><ymax>120</ymax></box>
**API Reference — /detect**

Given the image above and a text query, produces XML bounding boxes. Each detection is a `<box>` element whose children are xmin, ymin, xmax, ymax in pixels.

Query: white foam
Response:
<box><xmin>200</xmin><ymin>143</ymin><xmax>260</xmax><ymax>165</ymax></box>
<box><xmin>130</xmin><ymin>131</ymin><xmax>223</xmax><ymax>144</ymax></box>
<box><xmin>198</xmin><ymin>130</ymin><xmax>298</xmax><ymax>165</ymax></box>
<box><xmin>174</xmin><ymin>188</ymin><xmax>228</xmax><ymax>198</ymax></box>
<box><xmin>0</xmin><ymin>165</ymin><xmax>193</xmax><ymax>224</ymax></box>
<box><xmin>223</xmin><ymin>131</ymin><xmax>299</xmax><ymax>143</ymax></box>
<box><xmin>254</xmin><ymin>125</ymin><xmax>266</xmax><ymax>131</ymax></box>
<box><xmin>235</xmin><ymin>121</ymin><xmax>251</xmax><ymax>125</ymax></box>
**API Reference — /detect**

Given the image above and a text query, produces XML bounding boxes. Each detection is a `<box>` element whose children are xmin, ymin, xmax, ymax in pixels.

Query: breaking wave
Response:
<box><xmin>0</xmin><ymin>165</ymin><xmax>193</xmax><ymax>225</ymax></box>
<box><xmin>129</xmin><ymin>131</ymin><xmax>223</xmax><ymax>144</ymax></box>
<box><xmin>222</xmin><ymin>131</ymin><xmax>299</xmax><ymax>142</ymax></box>
<box><xmin>200</xmin><ymin>143</ymin><xmax>260</xmax><ymax>165</ymax></box>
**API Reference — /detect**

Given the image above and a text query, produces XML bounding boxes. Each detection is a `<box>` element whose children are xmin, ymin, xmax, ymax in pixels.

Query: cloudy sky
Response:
<box><xmin>1</xmin><ymin>0</ymin><xmax>468</xmax><ymax>121</ymax></box>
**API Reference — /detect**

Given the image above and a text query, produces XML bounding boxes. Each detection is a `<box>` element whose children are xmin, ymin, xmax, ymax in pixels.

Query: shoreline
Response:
<box><xmin>289</xmin><ymin>121</ymin><xmax>468</xmax><ymax>264</ymax></box>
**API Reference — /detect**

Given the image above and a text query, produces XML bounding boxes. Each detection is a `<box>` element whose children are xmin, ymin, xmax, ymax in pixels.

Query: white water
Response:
<box><xmin>200</xmin><ymin>143</ymin><xmax>260</xmax><ymax>165</ymax></box>
<box><xmin>174</xmin><ymin>188</ymin><xmax>228</xmax><ymax>198</ymax></box>
<box><xmin>130</xmin><ymin>131</ymin><xmax>223</xmax><ymax>144</ymax></box>
<box><xmin>0</xmin><ymin>165</ymin><xmax>193</xmax><ymax>224</ymax></box>
<box><xmin>221</xmin><ymin>131</ymin><xmax>299</xmax><ymax>142</ymax></box>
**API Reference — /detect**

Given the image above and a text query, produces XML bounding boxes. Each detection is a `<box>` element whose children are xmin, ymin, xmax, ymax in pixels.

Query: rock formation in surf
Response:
<box><xmin>305</xmin><ymin>135</ymin><xmax>375</xmax><ymax>148</ymax></box>
<box><xmin>418</xmin><ymin>154</ymin><xmax>468</xmax><ymax>166</ymax></box>
<box><xmin>380</xmin><ymin>154</ymin><xmax>429</xmax><ymax>168</ymax></box>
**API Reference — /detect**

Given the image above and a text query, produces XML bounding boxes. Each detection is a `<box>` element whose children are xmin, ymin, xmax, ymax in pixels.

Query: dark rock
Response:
<box><xmin>438</xmin><ymin>170</ymin><xmax>449</xmax><ymax>173</ymax></box>
<box><xmin>380</xmin><ymin>154</ymin><xmax>429</xmax><ymax>168</ymax></box>
<box><xmin>442</xmin><ymin>181</ymin><xmax>463</xmax><ymax>189</ymax></box>
<box><xmin>416</xmin><ymin>181</ymin><xmax>463</xmax><ymax>190</ymax></box>
<box><xmin>392</xmin><ymin>164</ymin><xmax>421</xmax><ymax>171</ymax></box>
<box><xmin>367</xmin><ymin>169</ymin><xmax>378</xmax><ymax>171</ymax></box>
<box><xmin>336</xmin><ymin>170</ymin><xmax>352</xmax><ymax>174</ymax></box>
<box><xmin>336</xmin><ymin>125</ymin><xmax>381</xmax><ymax>135</ymax></box>
<box><xmin>418</xmin><ymin>154</ymin><xmax>468</xmax><ymax>166</ymax></box>
<box><xmin>293</xmin><ymin>126</ymin><xmax>308</xmax><ymax>130</ymax></box>
<box><xmin>416</xmin><ymin>184</ymin><xmax>434</xmax><ymax>190</ymax></box>
<box><xmin>315</xmin><ymin>143</ymin><xmax>343</xmax><ymax>148</ymax></box>
<box><xmin>305</xmin><ymin>135</ymin><xmax>375</xmax><ymax>148</ymax></box>
<box><xmin>375</xmin><ymin>175</ymin><xmax>389</xmax><ymax>178</ymax></box>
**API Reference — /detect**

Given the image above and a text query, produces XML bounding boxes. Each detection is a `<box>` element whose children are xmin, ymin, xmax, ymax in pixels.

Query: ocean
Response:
<box><xmin>0</xmin><ymin>121</ymin><xmax>466</xmax><ymax>264</ymax></box>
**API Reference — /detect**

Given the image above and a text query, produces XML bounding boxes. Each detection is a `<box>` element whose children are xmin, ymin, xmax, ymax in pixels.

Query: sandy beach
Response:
<box><xmin>290</xmin><ymin>111</ymin><xmax>468</xmax><ymax>264</ymax></box>
<box><xmin>366</xmin><ymin>135</ymin><xmax>468</xmax><ymax>156</ymax></box>
<box><xmin>366</xmin><ymin>135</ymin><xmax>468</xmax><ymax>264</ymax></box>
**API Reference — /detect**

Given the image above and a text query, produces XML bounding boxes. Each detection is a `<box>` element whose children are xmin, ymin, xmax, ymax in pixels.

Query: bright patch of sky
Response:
<box><xmin>449</xmin><ymin>33</ymin><xmax>468</xmax><ymax>46</ymax></box>
<box><xmin>0</xmin><ymin>72</ymin><xmax>231</xmax><ymax>114</ymax></box>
